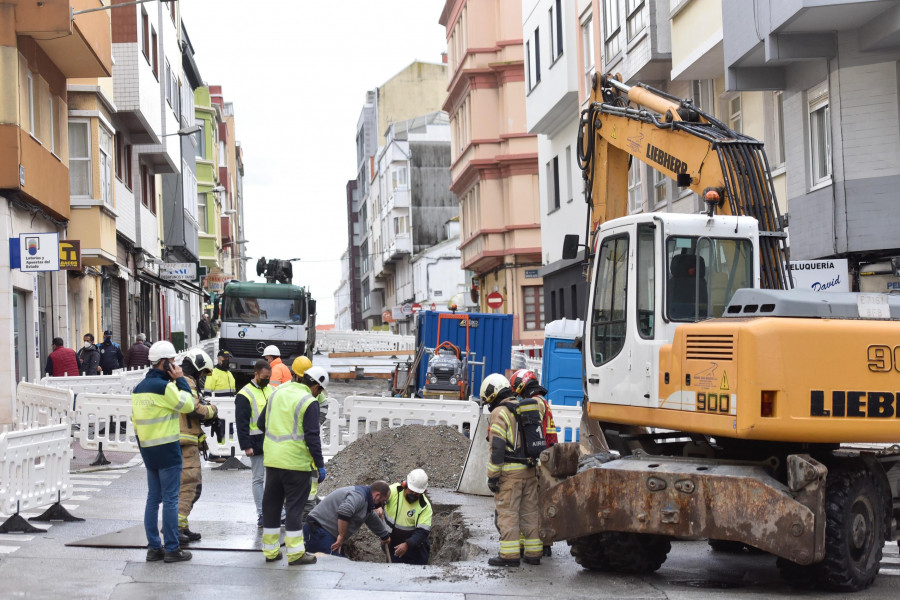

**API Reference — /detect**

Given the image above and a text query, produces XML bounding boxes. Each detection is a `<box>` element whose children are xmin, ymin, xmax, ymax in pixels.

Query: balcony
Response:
<box><xmin>220</xmin><ymin>215</ymin><xmax>233</xmax><ymax>245</ymax></box>
<box><xmin>0</xmin><ymin>126</ymin><xmax>70</xmax><ymax>220</ymax></box>
<box><xmin>390</xmin><ymin>187</ymin><xmax>410</xmax><ymax>210</ymax></box>
<box><xmin>16</xmin><ymin>0</ymin><xmax>112</xmax><ymax>79</ymax></box>
<box><xmin>384</xmin><ymin>232</ymin><xmax>412</xmax><ymax>263</ymax></box>
<box><xmin>723</xmin><ymin>0</ymin><xmax>899</xmax><ymax>90</ymax></box>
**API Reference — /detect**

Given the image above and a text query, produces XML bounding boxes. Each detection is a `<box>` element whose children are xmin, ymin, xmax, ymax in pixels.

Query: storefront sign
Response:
<box><xmin>204</xmin><ymin>271</ymin><xmax>231</xmax><ymax>293</ymax></box>
<box><xmin>59</xmin><ymin>240</ymin><xmax>81</xmax><ymax>270</ymax></box>
<box><xmin>382</xmin><ymin>309</ymin><xmax>395</xmax><ymax>323</ymax></box>
<box><xmin>161</xmin><ymin>262</ymin><xmax>199</xmax><ymax>282</ymax></box>
<box><xmin>789</xmin><ymin>259</ymin><xmax>849</xmax><ymax>293</ymax></box>
<box><xmin>18</xmin><ymin>233</ymin><xmax>60</xmax><ymax>272</ymax></box>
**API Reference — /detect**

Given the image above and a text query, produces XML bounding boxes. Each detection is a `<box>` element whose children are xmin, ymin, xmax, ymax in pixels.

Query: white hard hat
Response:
<box><xmin>304</xmin><ymin>365</ymin><xmax>329</xmax><ymax>389</ymax></box>
<box><xmin>148</xmin><ymin>341</ymin><xmax>178</xmax><ymax>363</ymax></box>
<box><xmin>479</xmin><ymin>373</ymin><xmax>511</xmax><ymax>406</ymax></box>
<box><xmin>183</xmin><ymin>350</ymin><xmax>214</xmax><ymax>374</ymax></box>
<box><xmin>262</xmin><ymin>345</ymin><xmax>281</xmax><ymax>357</ymax></box>
<box><xmin>406</xmin><ymin>468</ymin><xmax>428</xmax><ymax>494</ymax></box>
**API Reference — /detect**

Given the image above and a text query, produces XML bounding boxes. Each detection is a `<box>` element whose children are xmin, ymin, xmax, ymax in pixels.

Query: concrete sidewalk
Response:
<box><xmin>1</xmin><ymin>458</ymin><xmax>899</xmax><ymax>599</ymax></box>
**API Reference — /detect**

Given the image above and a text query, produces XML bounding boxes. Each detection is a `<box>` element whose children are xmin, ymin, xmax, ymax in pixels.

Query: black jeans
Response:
<box><xmin>262</xmin><ymin>467</ymin><xmax>311</xmax><ymax>531</ymax></box>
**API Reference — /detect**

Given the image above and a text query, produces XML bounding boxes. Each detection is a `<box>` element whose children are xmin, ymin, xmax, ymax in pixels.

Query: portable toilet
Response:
<box><xmin>541</xmin><ymin>318</ymin><xmax>583</xmax><ymax>407</ymax></box>
<box><xmin>415</xmin><ymin>311</ymin><xmax>513</xmax><ymax>398</ymax></box>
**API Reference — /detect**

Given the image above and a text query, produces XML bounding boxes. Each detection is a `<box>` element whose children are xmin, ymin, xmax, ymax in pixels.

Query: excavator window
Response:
<box><xmin>590</xmin><ymin>234</ymin><xmax>628</xmax><ymax>366</ymax></box>
<box><xmin>665</xmin><ymin>236</ymin><xmax>753</xmax><ymax>321</ymax></box>
<box><xmin>636</xmin><ymin>224</ymin><xmax>656</xmax><ymax>339</ymax></box>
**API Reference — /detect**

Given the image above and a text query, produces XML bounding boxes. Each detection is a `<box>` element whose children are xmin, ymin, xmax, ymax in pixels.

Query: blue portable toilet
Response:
<box><xmin>415</xmin><ymin>311</ymin><xmax>513</xmax><ymax>398</ymax></box>
<box><xmin>541</xmin><ymin>318</ymin><xmax>584</xmax><ymax>407</ymax></box>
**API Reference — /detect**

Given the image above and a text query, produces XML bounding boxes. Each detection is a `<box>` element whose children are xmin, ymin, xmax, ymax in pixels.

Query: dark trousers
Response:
<box><xmin>303</xmin><ymin>520</ymin><xmax>347</xmax><ymax>557</ymax></box>
<box><xmin>262</xmin><ymin>467</ymin><xmax>311</xmax><ymax>531</ymax></box>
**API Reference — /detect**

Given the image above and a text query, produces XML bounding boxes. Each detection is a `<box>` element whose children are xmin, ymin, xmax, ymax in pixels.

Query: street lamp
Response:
<box><xmin>162</xmin><ymin>125</ymin><xmax>201</xmax><ymax>138</ymax></box>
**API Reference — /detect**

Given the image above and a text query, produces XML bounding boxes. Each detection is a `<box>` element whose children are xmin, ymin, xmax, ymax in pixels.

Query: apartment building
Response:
<box><xmin>373</xmin><ymin>112</ymin><xmax>462</xmax><ymax>335</ymax></box>
<box><xmin>350</xmin><ymin>61</ymin><xmax>449</xmax><ymax>330</ymax></box>
<box><xmin>210</xmin><ymin>86</ymin><xmax>245</xmax><ymax>281</ymax></box>
<box><xmin>0</xmin><ymin>0</ymin><xmax>112</xmax><ymax>420</ymax></box>
<box><xmin>723</xmin><ymin>0</ymin><xmax>900</xmax><ymax>291</ymax></box>
<box><xmin>195</xmin><ymin>85</ymin><xmax>224</xmax><ymax>280</ymax></box>
<box><xmin>334</xmin><ymin>248</ymin><xmax>353</xmax><ymax>330</ymax></box>
<box><xmin>440</xmin><ymin>0</ymin><xmax>544</xmax><ymax>344</ymax></box>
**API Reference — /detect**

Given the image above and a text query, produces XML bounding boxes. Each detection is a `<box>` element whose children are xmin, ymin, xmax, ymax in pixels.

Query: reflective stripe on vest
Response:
<box><xmin>131</xmin><ymin>382</ymin><xmax>195</xmax><ymax>448</ymax></box>
<box><xmin>384</xmin><ymin>483</ymin><xmax>433</xmax><ymax>531</ymax></box>
<box><xmin>238</xmin><ymin>383</ymin><xmax>272</xmax><ymax>436</ymax></box>
<box><xmin>263</xmin><ymin>383</ymin><xmax>316</xmax><ymax>471</ymax></box>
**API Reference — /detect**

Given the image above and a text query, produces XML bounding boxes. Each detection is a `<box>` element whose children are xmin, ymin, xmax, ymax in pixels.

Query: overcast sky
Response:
<box><xmin>179</xmin><ymin>0</ymin><xmax>449</xmax><ymax>324</ymax></box>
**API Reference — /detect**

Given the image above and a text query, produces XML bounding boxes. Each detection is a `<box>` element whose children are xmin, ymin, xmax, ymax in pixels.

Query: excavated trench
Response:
<box><xmin>343</xmin><ymin>503</ymin><xmax>480</xmax><ymax>565</ymax></box>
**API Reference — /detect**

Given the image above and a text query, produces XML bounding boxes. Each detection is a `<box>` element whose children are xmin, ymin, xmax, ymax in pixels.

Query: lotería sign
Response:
<box><xmin>160</xmin><ymin>262</ymin><xmax>199</xmax><ymax>282</ymax></box>
<box><xmin>19</xmin><ymin>233</ymin><xmax>59</xmax><ymax>272</ymax></box>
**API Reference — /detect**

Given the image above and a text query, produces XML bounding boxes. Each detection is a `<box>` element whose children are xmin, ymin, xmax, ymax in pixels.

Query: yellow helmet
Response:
<box><xmin>292</xmin><ymin>355</ymin><xmax>312</xmax><ymax>377</ymax></box>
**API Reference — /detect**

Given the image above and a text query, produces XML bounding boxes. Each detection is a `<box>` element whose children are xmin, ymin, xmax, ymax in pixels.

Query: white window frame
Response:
<box><xmin>68</xmin><ymin>119</ymin><xmax>91</xmax><ymax>198</ymax></box>
<box><xmin>628</xmin><ymin>160</ymin><xmax>643</xmax><ymax>213</ymax></box>
<box><xmin>525</xmin><ymin>40</ymin><xmax>532</xmax><ymax>91</ymax></box>
<box><xmin>808</xmin><ymin>81</ymin><xmax>832</xmax><ymax>188</ymax></box>
<box><xmin>26</xmin><ymin>70</ymin><xmax>35</xmax><ymax>136</ymax></box>
<box><xmin>391</xmin><ymin>165</ymin><xmax>408</xmax><ymax>189</ymax></box>
<box><xmin>768</xmin><ymin>91</ymin><xmax>786</xmax><ymax>168</ymax></box>
<box><xmin>691</xmin><ymin>79</ymin><xmax>716</xmax><ymax>114</ymax></box>
<box><xmin>99</xmin><ymin>125</ymin><xmax>113</xmax><ymax>207</ymax></box>
<box><xmin>197</xmin><ymin>192</ymin><xmax>207</xmax><ymax>233</ymax></box>
<box><xmin>652</xmin><ymin>167</ymin><xmax>668</xmax><ymax>208</ymax></box>
<box><xmin>582</xmin><ymin>15</ymin><xmax>595</xmax><ymax>97</ymax></box>
<box><xmin>604</xmin><ymin>0</ymin><xmax>621</xmax><ymax>60</ymax></box>
<box><xmin>48</xmin><ymin>94</ymin><xmax>55</xmax><ymax>154</ymax></box>
<box><xmin>564</xmin><ymin>145</ymin><xmax>573</xmax><ymax>202</ymax></box>
<box><xmin>726</xmin><ymin>94</ymin><xmax>742</xmax><ymax>133</ymax></box>
<box><xmin>626</xmin><ymin>0</ymin><xmax>647</xmax><ymax>42</ymax></box>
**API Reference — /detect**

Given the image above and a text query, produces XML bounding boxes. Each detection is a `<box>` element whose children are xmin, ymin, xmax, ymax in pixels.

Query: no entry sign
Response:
<box><xmin>486</xmin><ymin>291</ymin><xmax>504</xmax><ymax>309</ymax></box>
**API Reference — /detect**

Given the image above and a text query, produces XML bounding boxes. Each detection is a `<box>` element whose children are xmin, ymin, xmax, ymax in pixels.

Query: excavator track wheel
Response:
<box><xmin>569</xmin><ymin>532</ymin><xmax>670</xmax><ymax>574</ymax></box>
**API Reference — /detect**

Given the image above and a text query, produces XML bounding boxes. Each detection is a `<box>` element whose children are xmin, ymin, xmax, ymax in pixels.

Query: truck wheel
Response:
<box><xmin>776</xmin><ymin>463</ymin><xmax>886</xmax><ymax>592</ymax></box>
<box><xmin>818</xmin><ymin>465</ymin><xmax>886</xmax><ymax>592</ymax></box>
<box><xmin>601</xmin><ymin>532</ymin><xmax>671</xmax><ymax>573</ymax></box>
<box><xmin>569</xmin><ymin>534</ymin><xmax>609</xmax><ymax>571</ymax></box>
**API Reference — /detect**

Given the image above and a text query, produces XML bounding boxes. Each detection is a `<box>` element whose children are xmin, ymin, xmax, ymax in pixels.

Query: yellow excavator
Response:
<box><xmin>539</xmin><ymin>73</ymin><xmax>900</xmax><ymax>592</ymax></box>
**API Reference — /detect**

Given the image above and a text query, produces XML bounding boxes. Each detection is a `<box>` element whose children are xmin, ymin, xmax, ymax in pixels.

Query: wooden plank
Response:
<box><xmin>328</xmin><ymin>350</ymin><xmax>415</xmax><ymax>358</ymax></box>
<box><xmin>328</xmin><ymin>371</ymin><xmax>393</xmax><ymax>380</ymax></box>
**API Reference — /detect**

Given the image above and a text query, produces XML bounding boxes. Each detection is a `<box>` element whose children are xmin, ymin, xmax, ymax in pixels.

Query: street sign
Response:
<box><xmin>486</xmin><ymin>291</ymin><xmax>504</xmax><ymax>309</ymax></box>
<box><xmin>412</xmin><ymin>303</ymin><xmax>422</xmax><ymax>313</ymax></box>
<box><xmin>430</xmin><ymin>302</ymin><xmax>436</xmax><ymax>311</ymax></box>
<box><xmin>19</xmin><ymin>233</ymin><xmax>60</xmax><ymax>272</ymax></box>
<box><xmin>160</xmin><ymin>262</ymin><xmax>199</xmax><ymax>282</ymax></box>
<box><xmin>525</xmin><ymin>269</ymin><xmax>539</xmax><ymax>279</ymax></box>
<box><xmin>401</xmin><ymin>303</ymin><xmax>413</xmax><ymax>316</ymax></box>
<box><xmin>59</xmin><ymin>240</ymin><xmax>81</xmax><ymax>270</ymax></box>
<box><xmin>382</xmin><ymin>309</ymin><xmax>395</xmax><ymax>323</ymax></box>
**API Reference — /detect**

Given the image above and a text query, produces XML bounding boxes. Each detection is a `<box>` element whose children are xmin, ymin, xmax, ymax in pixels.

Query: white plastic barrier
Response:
<box><xmin>343</xmin><ymin>395</ymin><xmax>481</xmax><ymax>443</ymax></box>
<box><xmin>40</xmin><ymin>373</ymin><xmax>131</xmax><ymax>395</ymax></box>
<box><xmin>76</xmin><ymin>393</ymin><xmax>139</xmax><ymax>452</ymax></box>
<box><xmin>15</xmin><ymin>382</ymin><xmax>74</xmax><ymax>429</ymax></box>
<box><xmin>317</xmin><ymin>330</ymin><xmax>415</xmax><ymax>353</ymax></box>
<box><xmin>549</xmin><ymin>403</ymin><xmax>581</xmax><ymax>443</ymax></box>
<box><xmin>0</xmin><ymin>423</ymin><xmax>72</xmax><ymax>514</ymax></box>
<box><xmin>321</xmin><ymin>398</ymin><xmax>344</xmax><ymax>457</ymax></box>
<box><xmin>207</xmin><ymin>396</ymin><xmax>243</xmax><ymax>459</ymax></box>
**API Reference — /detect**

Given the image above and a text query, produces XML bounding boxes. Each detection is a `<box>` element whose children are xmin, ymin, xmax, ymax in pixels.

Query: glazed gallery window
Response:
<box><xmin>581</xmin><ymin>15</ymin><xmax>595</xmax><ymax>96</ymax></box>
<box><xmin>69</xmin><ymin>120</ymin><xmax>91</xmax><ymax>197</ymax></box>
<box><xmin>523</xmin><ymin>286</ymin><xmax>545</xmax><ymax>331</ymax></box>
<box><xmin>99</xmin><ymin>126</ymin><xmax>113</xmax><ymax>207</ymax></box>
<box><xmin>808</xmin><ymin>81</ymin><xmax>832</xmax><ymax>187</ymax></box>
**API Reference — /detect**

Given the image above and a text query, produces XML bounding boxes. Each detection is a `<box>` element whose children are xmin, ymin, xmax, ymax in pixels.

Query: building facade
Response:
<box><xmin>441</xmin><ymin>0</ymin><xmax>544</xmax><ymax>344</ymax></box>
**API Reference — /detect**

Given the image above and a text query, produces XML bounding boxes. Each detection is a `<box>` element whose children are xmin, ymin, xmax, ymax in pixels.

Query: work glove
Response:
<box><xmin>487</xmin><ymin>477</ymin><xmax>501</xmax><ymax>494</ymax></box>
<box><xmin>318</xmin><ymin>467</ymin><xmax>327</xmax><ymax>483</ymax></box>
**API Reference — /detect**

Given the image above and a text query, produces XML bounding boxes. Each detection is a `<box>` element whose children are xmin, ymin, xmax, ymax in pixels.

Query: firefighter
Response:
<box><xmin>177</xmin><ymin>350</ymin><xmax>218</xmax><ymax>545</ymax></box>
<box><xmin>236</xmin><ymin>359</ymin><xmax>274</xmax><ymax>528</ymax></box>
<box><xmin>131</xmin><ymin>341</ymin><xmax>195</xmax><ymax>563</ymax></box>
<box><xmin>262</xmin><ymin>345</ymin><xmax>292</xmax><ymax>386</ymax></box>
<box><xmin>383</xmin><ymin>469</ymin><xmax>433</xmax><ymax>565</ymax></box>
<box><xmin>255</xmin><ymin>365</ymin><xmax>329</xmax><ymax>565</ymax></box>
<box><xmin>511</xmin><ymin>368</ymin><xmax>558</xmax><ymax>557</ymax></box>
<box><xmin>481</xmin><ymin>373</ymin><xmax>544</xmax><ymax>567</ymax></box>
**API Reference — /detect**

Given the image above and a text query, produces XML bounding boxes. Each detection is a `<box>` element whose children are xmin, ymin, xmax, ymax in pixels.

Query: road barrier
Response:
<box><xmin>343</xmin><ymin>395</ymin><xmax>482</xmax><ymax>443</ymax></box>
<box><xmin>550</xmin><ymin>403</ymin><xmax>581</xmax><ymax>443</ymax></box>
<box><xmin>75</xmin><ymin>393</ymin><xmax>139</xmax><ymax>453</ymax></box>
<box><xmin>317</xmin><ymin>330</ymin><xmax>415</xmax><ymax>353</ymax></box>
<box><xmin>15</xmin><ymin>382</ymin><xmax>74</xmax><ymax>430</ymax></box>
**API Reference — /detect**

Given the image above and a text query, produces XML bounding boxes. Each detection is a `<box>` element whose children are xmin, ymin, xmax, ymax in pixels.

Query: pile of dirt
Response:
<box><xmin>319</xmin><ymin>424</ymin><xmax>470</xmax><ymax>495</ymax></box>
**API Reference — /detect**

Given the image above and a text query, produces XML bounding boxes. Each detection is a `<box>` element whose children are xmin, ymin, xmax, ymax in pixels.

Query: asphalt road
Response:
<box><xmin>1</xmin><ymin>449</ymin><xmax>899</xmax><ymax>600</ymax></box>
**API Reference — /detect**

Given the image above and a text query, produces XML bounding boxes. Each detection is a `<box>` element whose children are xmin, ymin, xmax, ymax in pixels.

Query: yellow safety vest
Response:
<box><xmin>237</xmin><ymin>382</ymin><xmax>273</xmax><ymax>436</ymax></box>
<box><xmin>204</xmin><ymin>368</ymin><xmax>236</xmax><ymax>397</ymax></box>
<box><xmin>384</xmin><ymin>482</ymin><xmax>433</xmax><ymax>533</ymax></box>
<box><xmin>263</xmin><ymin>382</ymin><xmax>316</xmax><ymax>471</ymax></box>
<box><xmin>132</xmin><ymin>379</ymin><xmax>196</xmax><ymax>447</ymax></box>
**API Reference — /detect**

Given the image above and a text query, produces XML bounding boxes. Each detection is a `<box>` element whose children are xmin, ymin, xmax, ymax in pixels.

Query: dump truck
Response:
<box><xmin>537</xmin><ymin>74</ymin><xmax>900</xmax><ymax>592</ymax></box>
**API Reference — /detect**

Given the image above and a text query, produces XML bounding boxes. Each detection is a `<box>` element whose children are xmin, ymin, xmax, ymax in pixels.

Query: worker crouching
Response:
<box><xmin>481</xmin><ymin>373</ymin><xmax>545</xmax><ymax>567</ymax></box>
<box><xmin>256</xmin><ymin>365</ymin><xmax>329</xmax><ymax>565</ymax></box>
<box><xmin>384</xmin><ymin>469</ymin><xmax>433</xmax><ymax>565</ymax></box>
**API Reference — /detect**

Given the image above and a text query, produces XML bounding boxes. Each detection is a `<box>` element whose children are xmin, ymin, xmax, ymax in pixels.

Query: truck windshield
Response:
<box><xmin>666</xmin><ymin>236</ymin><xmax>753</xmax><ymax>322</ymax></box>
<box><xmin>222</xmin><ymin>296</ymin><xmax>305</xmax><ymax>324</ymax></box>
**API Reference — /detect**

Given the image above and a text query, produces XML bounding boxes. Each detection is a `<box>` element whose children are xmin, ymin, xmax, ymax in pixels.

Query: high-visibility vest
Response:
<box><xmin>263</xmin><ymin>382</ymin><xmax>316</xmax><ymax>471</ymax></box>
<box><xmin>204</xmin><ymin>367</ymin><xmax>236</xmax><ymax>397</ymax></box>
<box><xmin>268</xmin><ymin>358</ymin><xmax>292</xmax><ymax>387</ymax></box>
<box><xmin>384</xmin><ymin>482</ymin><xmax>433</xmax><ymax>534</ymax></box>
<box><xmin>237</xmin><ymin>382</ymin><xmax>274</xmax><ymax>436</ymax></box>
<box><xmin>132</xmin><ymin>377</ymin><xmax>196</xmax><ymax>448</ymax></box>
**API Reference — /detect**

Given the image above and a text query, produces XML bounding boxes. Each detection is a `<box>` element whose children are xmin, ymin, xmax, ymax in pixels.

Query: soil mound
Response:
<box><xmin>320</xmin><ymin>424</ymin><xmax>469</xmax><ymax>495</ymax></box>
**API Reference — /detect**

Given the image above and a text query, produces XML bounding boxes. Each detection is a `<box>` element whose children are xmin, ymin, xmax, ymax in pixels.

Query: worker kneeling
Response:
<box><xmin>256</xmin><ymin>365</ymin><xmax>329</xmax><ymax>565</ymax></box>
<box><xmin>384</xmin><ymin>469</ymin><xmax>433</xmax><ymax>565</ymax></box>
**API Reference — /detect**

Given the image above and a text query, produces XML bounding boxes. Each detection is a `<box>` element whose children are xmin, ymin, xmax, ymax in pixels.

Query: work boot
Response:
<box><xmin>487</xmin><ymin>556</ymin><xmax>520</xmax><ymax>567</ymax></box>
<box><xmin>178</xmin><ymin>529</ymin><xmax>200</xmax><ymax>545</ymax></box>
<box><xmin>288</xmin><ymin>552</ymin><xmax>317</xmax><ymax>566</ymax></box>
<box><xmin>145</xmin><ymin>547</ymin><xmax>165</xmax><ymax>562</ymax></box>
<box><xmin>164</xmin><ymin>549</ymin><xmax>193</xmax><ymax>563</ymax></box>
<box><xmin>257</xmin><ymin>515</ymin><xmax>264</xmax><ymax>529</ymax></box>
<box><xmin>543</xmin><ymin>545</ymin><xmax>552</xmax><ymax>557</ymax></box>
<box><xmin>523</xmin><ymin>556</ymin><xmax>541</xmax><ymax>566</ymax></box>
<box><xmin>265</xmin><ymin>551</ymin><xmax>283</xmax><ymax>563</ymax></box>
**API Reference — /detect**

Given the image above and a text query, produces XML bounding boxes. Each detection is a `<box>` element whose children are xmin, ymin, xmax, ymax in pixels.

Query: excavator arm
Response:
<box><xmin>579</xmin><ymin>74</ymin><xmax>791</xmax><ymax>290</ymax></box>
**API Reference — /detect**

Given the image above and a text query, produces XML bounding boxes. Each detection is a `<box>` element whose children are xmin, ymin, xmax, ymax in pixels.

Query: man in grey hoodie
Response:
<box><xmin>303</xmin><ymin>482</ymin><xmax>391</xmax><ymax>557</ymax></box>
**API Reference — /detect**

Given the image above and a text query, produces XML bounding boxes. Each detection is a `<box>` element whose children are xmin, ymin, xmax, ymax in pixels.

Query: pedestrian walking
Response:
<box><xmin>177</xmin><ymin>350</ymin><xmax>218</xmax><ymax>545</ymax></box>
<box><xmin>131</xmin><ymin>341</ymin><xmax>196</xmax><ymax>563</ymax></box>
<box><xmin>235</xmin><ymin>359</ymin><xmax>275</xmax><ymax>528</ymax></box>
<box><xmin>481</xmin><ymin>373</ymin><xmax>545</xmax><ymax>567</ymax></box>
<box><xmin>125</xmin><ymin>333</ymin><xmax>152</xmax><ymax>369</ymax></box>
<box><xmin>255</xmin><ymin>366</ymin><xmax>329</xmax><ymax>565</ymax></box>
<box><xmin>261</xmin><ymin>345</ymin><xmax>292</xmax><ymax>387</ymax></box>
<box><xmin>196</xmin><ymin>313</ymin><xmax>213</xmax><ymax>341</ymax></box>
<box><xmin>77</xmin><ymin>333</ymin><xmax>101</xmax><ymax>375</ymax></box>
<box><xmin>98</xmin><ymin>330</ymin><xmax>124</xmax><ymax>374</ymax></box>
<box><xmin>383</xmin><ymin>469</ymin><xmax>433</xmax><ymax>565</ymax></box>
<box><xmin>304</xmin><ymin>482</ymin><xmax>392</xmax><ymax>558</ymax></box>
<box><xmin>45</xmin><ymin>337</ymin><xmax>81</xmax><ymax>377</ymax></box>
